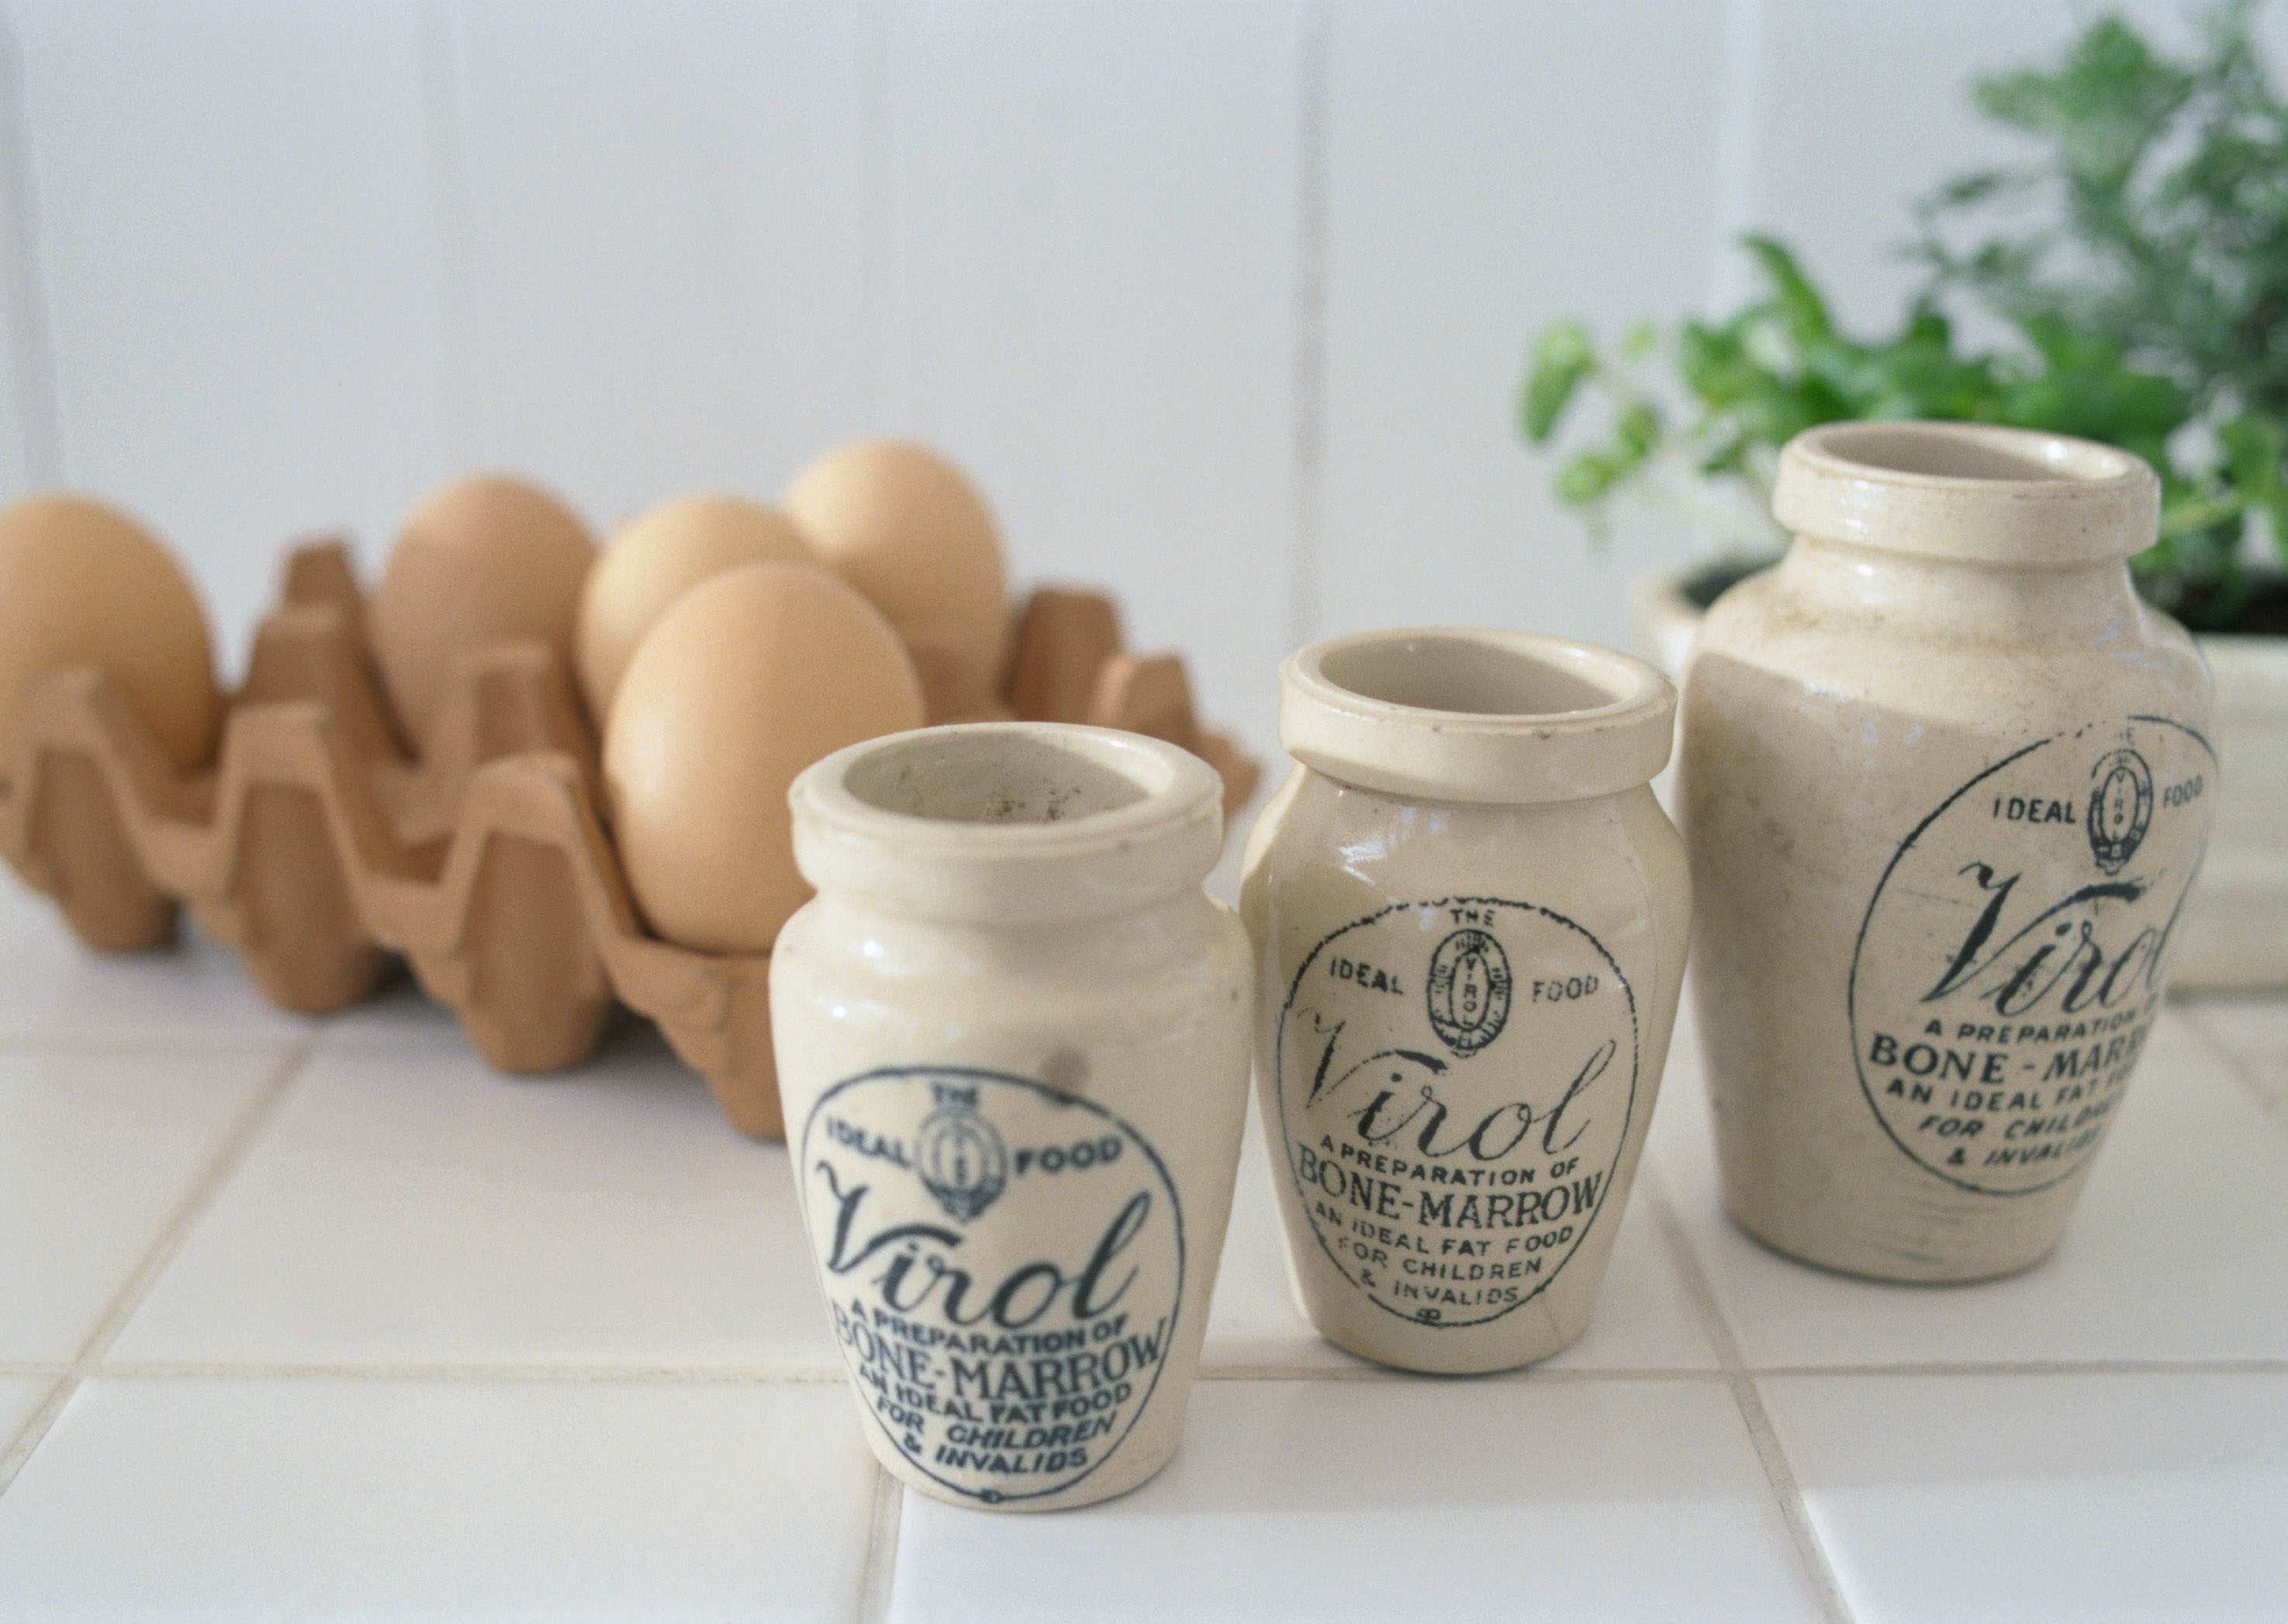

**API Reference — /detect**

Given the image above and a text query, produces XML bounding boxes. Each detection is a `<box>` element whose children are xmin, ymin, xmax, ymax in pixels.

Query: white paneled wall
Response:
<box><xmin>0</xmin><ymin>0</ymin><xmax>2256</xmax><ymax>757</ymax></box>
<box><xmin>878</xmin><ymin>2</ymin><xmax>1299</xmax><ymax>753</ymax></box>
<box><xmin>9</xmin><ymin>0</ymin><xmax>454</xmax><ymax>671</ymax></box>
<box><xmin>1316</xmin><ymin>0</ymin><xmax>1733</xmax><ymax>655</ymax></box>
<box><xmin>449</xmin><ymin>2</ymin><xmax>875</xmax><ymax>505</ymax></box>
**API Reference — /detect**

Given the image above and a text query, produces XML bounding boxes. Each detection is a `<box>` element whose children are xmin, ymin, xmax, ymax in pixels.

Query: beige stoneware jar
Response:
<box><xmin>771</xmin><ymin>722</ymin><xmax>1253</xmax><ymax>1511</ymax></box>
<box><xmin>1680</xmin><ymin>421</ymin><xmax>2215</xmax><ymax>1283</ymax></box>
<box><xmin>1241</xmin><ymin>630</ymin><xmax>1690</xmax><ymax>1373</ymax></box>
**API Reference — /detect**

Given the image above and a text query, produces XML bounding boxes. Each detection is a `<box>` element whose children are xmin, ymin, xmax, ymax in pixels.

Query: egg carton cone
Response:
<box><xmin>0</xmin><ymin>542</ymin><xmax>1256</xmax><ymax>1141</ymax></box>
<box><xmin>998</xmin><ymin>585</ymin><xmax>1258</xmax><ymax>815</ymax></box>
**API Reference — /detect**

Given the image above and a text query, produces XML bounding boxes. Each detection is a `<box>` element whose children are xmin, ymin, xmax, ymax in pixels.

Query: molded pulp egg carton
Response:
<box><xmin>0</xmin><ymin>541</ymin><xmax>1258</xmax><ymax>1140</ymax></box>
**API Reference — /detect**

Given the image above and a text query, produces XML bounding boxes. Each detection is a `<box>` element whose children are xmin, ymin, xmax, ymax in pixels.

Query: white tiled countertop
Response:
<box><xmin>3</xmin><ymin>834</ymin><xmax>2286</xmax><ymax>1623</ymax></box>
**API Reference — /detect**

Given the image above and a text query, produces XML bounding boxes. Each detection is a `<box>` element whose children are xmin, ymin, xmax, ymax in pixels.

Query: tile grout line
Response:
<box><xmin>87</xmin><ymin>1362</ymin><xmax>855</xmax><ymax>1386</ymax></box>
<box><xmin>0</xmin><ymin>1034</ymin><xmax>313</xmax><ymax>1500</ymax></box>
<box><xmin>1646</xmin><ymin>1167</ymin><xmax>1856</xmax><ymax>1624</ymax></box>
<box><xmin>1747</xmin><ymin>1358</ymin><xmax>2288</xmax><ymax>1380</ymax></box>
<box><xmin>0</xmin><ymin>1027</ymin><xmax>319</xmax><ymax>1057</ymax></box>
<box><xmin>46</xmin><ymin>1354</ymin><xmax>2276</xmax><ymax>1386</ymax></box>
<box><xmin>71</xmin><ymin>1036</ymin><xmax>319</xmax><ymax>1368</ymax></box>
<box><xmin>855</xmin><ymin>1459</ymin><xmax>904</xmax><ymax>1624</ymax></box>
<box><xmin>1198</xmin><ymin>1361</ymin><xmax>1727</xmax><ymax>1384</ymax></box>
<box><xmin>0</xmin><ymin>1376</ymin><xmax>70</xmax><ymax>1503</ymax></box>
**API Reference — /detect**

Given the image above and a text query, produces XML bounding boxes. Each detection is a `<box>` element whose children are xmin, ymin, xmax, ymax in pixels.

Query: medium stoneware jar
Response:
<box><xmin>1680</xmin><ymin>422</ymin><xmax>2215</xmax><ymax>1283</ymax></box>
<box><xmin>1240</xmin><ymin>630</ymin><xmax>1689</xmax><ymax>1373</ymax></box>
<box><xmin>770</xmin><ymin>722</ymin><xmax>1253</xmax><ymax>1511</ymax></box>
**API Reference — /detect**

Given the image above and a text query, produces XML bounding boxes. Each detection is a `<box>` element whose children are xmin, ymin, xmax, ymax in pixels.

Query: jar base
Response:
<box><xmin>876</xmin><ymin>1432</ymin><xmax>1177</xmax><ymax>1513</ymax></box>
<box><xmin>1301</xmin><ymin>1300</ymin><xmax>1594</xmax><ymax>1375</ymax></box>
<box><xmin>1721</xmin><ymin>1198</ymin><xmax>2067</xmax><ymax>1286</ymax></box>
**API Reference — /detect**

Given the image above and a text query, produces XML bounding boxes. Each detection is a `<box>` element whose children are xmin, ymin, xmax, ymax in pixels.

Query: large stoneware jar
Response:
<box><xmin>1680</xmin><ymin>422</ymin><xmax>2215</xmax><ymax>1282</ymax></box>
<box><xmin>770</xmin><ymin>722</ymin><xmax>1252</xmax><ymax>1511</ymax></box>
<box><xmin>1241</xmin><ymin>629</ymin><xmax>1689</xmax><ymax>1373</ymax></box>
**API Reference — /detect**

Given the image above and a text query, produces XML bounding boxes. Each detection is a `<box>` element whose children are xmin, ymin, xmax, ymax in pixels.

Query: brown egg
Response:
<box><xmin>370</xmin><ymin>475</ymin><xmax>596</xmax><ymax>748</ymax></box>
<box><xmin>575</xmin><ymin>492</ymin><xmax>818</xmax><ymax>722</ymax></box>
<box><xmin>782</xmin><ymin>441</ymin><xmax>1007</xmax><ymax>724</ymax></box>
<box><xmin>0</xmin><ymin>494</ymin><xmax>220</xmax><ymax>785</ymax></box>
<box><xmin>604</xmin><ymin>561</ymin><xmax>924</xmax><ymax>954</ymax></box>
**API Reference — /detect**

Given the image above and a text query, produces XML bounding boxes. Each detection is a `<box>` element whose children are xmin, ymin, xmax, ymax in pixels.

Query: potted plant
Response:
<box><xmin>1522</xmin><ymin>2</ymin><xmax>2288</xmax><ymax>990</ymax></box>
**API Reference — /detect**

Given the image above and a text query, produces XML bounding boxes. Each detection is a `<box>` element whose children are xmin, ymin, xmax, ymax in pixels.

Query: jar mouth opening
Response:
<box><xmin>1799</xmin><ymin>420</ymin><xmax>2146</xmax><ymax>487</ymax></box>
<box><xmin>841</xmin><ymin>728</ymin><xmax>1158</xmax><ymax>826</ymax></box>
<box><xmin>1775</xmin><ymin>422</ymin><xmax>2158</xmax><ymax>565</ymax></box>
<box><xmin>1281</xmin><ymin>629</ymin><xmax>1675</xmax><ymax>805</ymax></box>
<box><xmin>1311</xmin><ymin>631</ymin><xmax>1646</xmax><ymax>720</ymax></box>
<box><xmin>789</xmin><ymin>723</ymin><xmax>1225</xmax><ymax>922</ymax></box>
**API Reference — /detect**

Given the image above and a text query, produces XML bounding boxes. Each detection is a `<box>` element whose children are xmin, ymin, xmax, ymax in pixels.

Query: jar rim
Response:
<box><xmin>1281</xmin><ymin>628</ymin><xmax>1675</xmax><ymax>803</ymax></box>
<box><xmin>1775</xmin><ymin>422</ymin><xmax>2159</xmax><ymax>565</ymax></box>
<box><xmin>788</xmin><ymin>722</ymin><xmax>1224</xmax><ymax>923</ymax></box>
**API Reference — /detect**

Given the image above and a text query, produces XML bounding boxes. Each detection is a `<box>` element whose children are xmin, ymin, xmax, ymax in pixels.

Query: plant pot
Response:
<box><xmin>1627</xmin><ymin>568</ymin><xmax>1730</xmax><ymax>679</ymax></box>
<box><xmin>1632</xmin><ymin>562</ymin><xmax>2288</xmax><ymax>993</ymax></box>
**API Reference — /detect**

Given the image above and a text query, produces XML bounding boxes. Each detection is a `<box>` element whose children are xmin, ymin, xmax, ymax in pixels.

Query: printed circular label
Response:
<box><xmin>1851</xmin><ymin>717</ymin><xmax>2214</xmax><ymax>1195</ymax></box>
<box><xmin>800</xmin><ymin>1067</ymin><xmax>1184</xmax><ymax>1505</ymax></box>
<box><xmin>1273</xmin><ymin>897</ymin><xmax>1638</xmax><ymax>1328</ymax></box>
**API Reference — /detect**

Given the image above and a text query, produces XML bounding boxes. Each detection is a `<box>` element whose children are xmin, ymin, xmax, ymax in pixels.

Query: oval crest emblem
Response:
<box><xmin>2086</xmin><ymin>748</ymin><xmax>2153</xmax><ymax>875</ymax></box>
<box><xmin>1426</xmin><ymin>928</ymin><xmax>1512</xmax><ymax>1056</ymax></box>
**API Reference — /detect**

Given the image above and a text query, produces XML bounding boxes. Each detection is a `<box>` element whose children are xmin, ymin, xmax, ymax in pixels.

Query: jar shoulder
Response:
<box><xmin>1240</xmin><ymin>767</ymin><xmax>1687</xmax><ymax>935</ymax></box>
<box><xmin>1691</xmin><ymin>563</ymin><xmax>2212</xmax><ymax>723</ymax></box>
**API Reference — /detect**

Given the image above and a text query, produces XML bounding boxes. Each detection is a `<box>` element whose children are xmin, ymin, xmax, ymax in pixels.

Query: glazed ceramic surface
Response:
<box><xmin>1240</xmin><ymin>630</ymin><xmax>1689</xmax><ymax>1373</ymax></box>
<box><xmin>1679</xmin><ymin>422</ymin><xmax>2215</xmax><ymax>1283</ymax></box>
<box><xmin>770</xmin><ymin>724</ymin><xmax>1252</xmax><ymax>1511</ymax></box>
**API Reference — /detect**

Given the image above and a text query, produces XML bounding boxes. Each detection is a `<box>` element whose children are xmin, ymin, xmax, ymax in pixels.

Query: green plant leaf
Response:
<box><xmin>2221</xmin><ymin>411</ymin><xmax>2288</xmax><ymax>567</ymax></box>
<box><xmin>1613</xmin><ymin>400</ymin><xmax>1662</xmax><ymax>461</ymax></box>
<box><xmin>2221</xmin><ymin>412</ymin><xmax>2286</xmax><ymax>505</ymax></box>
<box><xmin>1740</xmin><ymin>234</ymin><xmax>1834</xmax><ymax>347</ymax></box>
<box><xmin>1554</xmin><ymin>449</ymin><xmax>1622</xmax><ymax>506</ymax></box>
<box><xmin>1976</xmin><ymin>16</ymin><xmax>2193</xmax><ymax>192</ymax></box>
<box><xmin>1512</xmin><ymin>0</ymin><xmax>2288</xmax><ymax>628</ymax></box>
<box><xmin>1522</xmin><ymin>321</ymin><xmax>1596</xmax><ymax>443</ymax></box>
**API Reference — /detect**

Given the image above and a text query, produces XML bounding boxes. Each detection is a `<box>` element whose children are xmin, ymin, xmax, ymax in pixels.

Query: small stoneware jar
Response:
<box><xmin>1680</xmin><ymin>421</ymin><xmax>2215</xmax><ymax>1283</ymax></box>
<box><xmin>1240</xmin><ymin>630</ymin><xmax>1689</xmax><ymax>1373</ymax></box>
<box><xmin>770</xmin><ymin>722</ymin><xmax>1253</xmax><ymax>1511</ymax></box>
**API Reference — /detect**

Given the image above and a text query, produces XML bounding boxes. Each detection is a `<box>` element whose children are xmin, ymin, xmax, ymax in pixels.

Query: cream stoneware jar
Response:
<box><xmin>1240</xmin><ymin>630</ymin><xmax>1689</xmax><ymax>1373</ymax></box>
<box><xmin>1680</xmin><ymin>422</ymin><xmax>2215</xmax><ymax>1283</ymax></box>
<box><xmin>770</xmin><ymin>722</ymin><xmax>1252</xmax><ymax>1511</ymax></box>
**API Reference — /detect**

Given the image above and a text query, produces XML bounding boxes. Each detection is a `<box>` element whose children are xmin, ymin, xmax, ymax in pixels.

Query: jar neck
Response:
<box><xmin>1775</xmin><ymin>533</ymin><xmax>2146</xmax><ymax>643</ymax></box>
<box><xmin>798</xmin><ymin>845</ymin><xmax>1215</xmax><ymax>928</ymax></box>
<box><xmin>809</xmin><ymin>884</ymin><xmax>1211</xmax><ymax>958</ymax></box>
